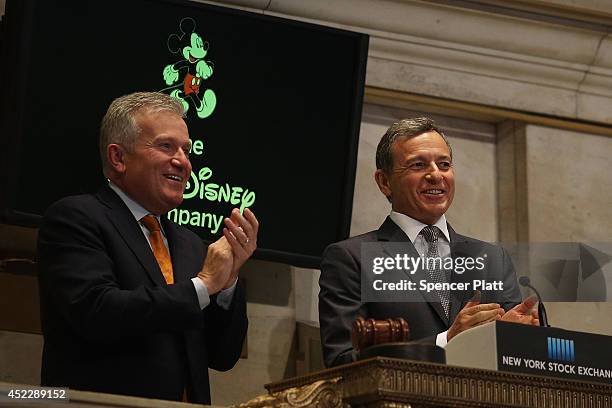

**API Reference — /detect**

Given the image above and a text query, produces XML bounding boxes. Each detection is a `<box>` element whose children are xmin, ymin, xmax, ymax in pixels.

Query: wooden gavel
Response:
<box><xmin>351</xmin><ymin>317</ymin><xmax>410</xmax><ymax>351</ymax></box>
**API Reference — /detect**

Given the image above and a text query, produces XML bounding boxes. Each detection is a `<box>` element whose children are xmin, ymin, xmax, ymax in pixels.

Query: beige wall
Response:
<box><xmin>496</xmin><ymin>121</ymin><xmax>612</xmax><ymax>334</ymax></box>
<box><xmin>524</xmin><ymin>125</ymin><xmax>612</xmax><ymax>335</ymax></box>
<box><xmin>526</xmin><ymin>125</ymin><xmax>612</xmax><ymax>243</ymax></box>
<box><xmin>208</xmin><ymin>260</ymin><xmax>297</xmax><ymax>405</ymax></box>
<box><xmin>531</xmin><ymin>0</ymin><xmax>612</xmax><ymax>16</ymax></box>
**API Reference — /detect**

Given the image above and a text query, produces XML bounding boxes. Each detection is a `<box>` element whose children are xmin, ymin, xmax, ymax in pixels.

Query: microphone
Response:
<box><xmin>519</xmin><ymin>276</ymin><xmax>549</xmax><ymax>327</ymax></box>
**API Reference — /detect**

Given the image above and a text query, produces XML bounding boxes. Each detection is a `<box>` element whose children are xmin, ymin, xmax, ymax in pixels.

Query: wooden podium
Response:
<box><xmin>2</xmin><ymin>358</ymin><xmax>612</xmax><ymax>407</ymax></box>
<box><xmin>237</xmin><ymin>357</ymin><xmax>612</xmax><ymax>408</ymax></box>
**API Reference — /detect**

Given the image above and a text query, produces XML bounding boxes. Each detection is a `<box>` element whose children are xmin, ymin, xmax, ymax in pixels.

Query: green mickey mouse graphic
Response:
<box><xmin>162</xmin><ymin>17</ymin><xmax>217</xmax><ymax>119</ymax></box>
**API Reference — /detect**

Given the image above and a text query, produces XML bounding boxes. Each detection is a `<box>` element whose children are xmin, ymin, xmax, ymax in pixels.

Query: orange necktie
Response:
<box><xmin>140</xmin><ymin>215</ymin><xmax>174</xmax><ymax>284</ymax></box>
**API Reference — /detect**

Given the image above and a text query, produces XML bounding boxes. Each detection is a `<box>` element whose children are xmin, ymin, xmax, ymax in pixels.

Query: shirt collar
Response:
<box><xmin>108</xmin><ymin>181</ymin><xmax>151</xmax><ymax>222</ymax></box>
<box><xmin>389</xmin><ymin>211</ymin><xmax>450</xmax><ymax>243</ymax></box>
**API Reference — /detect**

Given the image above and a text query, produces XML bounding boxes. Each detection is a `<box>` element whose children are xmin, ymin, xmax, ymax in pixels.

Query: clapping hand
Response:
<box><xmin>197</xmin><ymin>208</ymin><xmax>258</xmax><ymax>294</ymax></box>
<box><xmin>501</xmin><ymin>295</ymin><xmax>540</xmax><ymax>326</ymax></box>
<box><xmin>221</xmin><ymin>208</ymin><xmax>259</xmax><ymax>289</ymax></box>
<box><xmin>448</xmin><ymin>291</ymin><xmax>504</xmax><ymax>341</ymax></box>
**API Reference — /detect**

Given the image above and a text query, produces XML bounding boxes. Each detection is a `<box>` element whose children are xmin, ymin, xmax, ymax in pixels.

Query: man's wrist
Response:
<box><xmin>216</xmin><ymin>280</ymin><xmax>237</xmax><ymax>310</ymax></box>
<box><xmin>436</xmin><ymin>331</ymin><xmax>449</xmax><ymax>348</ymax></box>
<box><xmin>222</xmin><ymin>276</ymin><xmax>238</xmax><ymax>290</ymax></box>
<box><xmin>198</xmin><ymin>275</ymin><xmax>221</xmax><ymax>296</ymax></box>
<box><xmin>191</xmin><ymin>277</ymin><xmax>211</xmax><ymax>309</ymax></box>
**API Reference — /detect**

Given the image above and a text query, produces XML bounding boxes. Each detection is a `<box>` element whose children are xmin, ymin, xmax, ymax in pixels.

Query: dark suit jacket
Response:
<box><xmin>319</xmin><ymin>217</ymin><xmax>520</xmax><ymax>367</ymax></box>
<box><xmin>37</xmin><ymin>185</ymin><xmax>247</xmax><ymax>404</ymax></box>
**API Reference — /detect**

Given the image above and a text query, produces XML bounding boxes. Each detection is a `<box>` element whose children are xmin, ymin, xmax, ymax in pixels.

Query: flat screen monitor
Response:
<box><xmin>0</xmin><ymin>0</ymin><xmax>368</xmax><ymax>268</ymax></box>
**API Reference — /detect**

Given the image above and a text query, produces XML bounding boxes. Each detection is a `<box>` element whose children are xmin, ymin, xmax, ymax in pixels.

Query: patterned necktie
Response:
<box><xmin>420</xmin><ymin>225</ymin><xmax>450</xmax><ymax>318</ymax></box>
<box><xmin>140</xmin><ymin>215</ymin><xmax>174</xmax><ymax>284</ymax></box>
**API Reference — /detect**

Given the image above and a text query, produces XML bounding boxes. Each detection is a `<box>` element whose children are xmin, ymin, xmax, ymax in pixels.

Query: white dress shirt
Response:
<box><xmin>108</xmin><ymin>182</ymin><xmax>236</xmax><ymax>310</ymax></box>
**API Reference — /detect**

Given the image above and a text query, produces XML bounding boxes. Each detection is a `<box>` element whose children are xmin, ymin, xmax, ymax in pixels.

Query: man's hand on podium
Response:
<box><xmin>447</xmin><ymin>297</ymin><xmax>505</xmax><ymax>341</ymax></box>
<box><xmin>500</xmin><ymin>295</ymin><xmax>540</xmax><ymax>326</ymax></box>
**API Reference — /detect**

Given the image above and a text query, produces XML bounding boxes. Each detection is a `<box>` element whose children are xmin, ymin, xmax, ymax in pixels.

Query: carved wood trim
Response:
<box><xmin>266</xmin><ymin>358</ymin><xmax>612</xmax><ymax>408</ymax></box>
<box><xmin>233</xmin><ymin>377</ymin><xmax>347</xmax><ymax>408</ymax></box>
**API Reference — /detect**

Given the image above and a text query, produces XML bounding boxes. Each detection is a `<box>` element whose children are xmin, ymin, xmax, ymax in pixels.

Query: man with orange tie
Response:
<box><xmin>37</xmin><ymin>92</ymin><xmax>258</xmax><ymax>404</ymax></box>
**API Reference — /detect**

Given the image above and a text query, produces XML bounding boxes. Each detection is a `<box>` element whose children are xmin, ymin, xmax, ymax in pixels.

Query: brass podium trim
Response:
<box><xmin>233</xmin><ymin>377</ymin><xmax>346</xmax><ymax>408</ymax></box>
<box><xmin>245</xmin><ymin>357</ymin><xmax>612</xmax><ymax>408</ymax></box>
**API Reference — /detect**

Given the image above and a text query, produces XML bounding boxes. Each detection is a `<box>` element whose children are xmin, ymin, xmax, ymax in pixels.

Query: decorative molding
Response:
<box><xmin>471</xmin><ymin>0</ymin><xmax>612</xmax><ymax>23</ymax></box>
<box><xmin>202</xmin><ymin>0</ymin><xmax>612</xmax><ymax>125</ymax></box>
<box><xmin>266</xmin><ymin>358</ymin><xmax>612</xmax><ymax>408</ymax></box>
<box><xmin>233</xmin><ymin>377</ymin><xmax>346</xmax><ymax>408</ymax></box>
<box><xmin>364</xmin><ymin>87</ymin><xmax>612</xmax><ymax>137</ymax></box>
<box><xmin>208</xmin><ymin>0</ymin><xmax>609</xmax><ymax>65</ymax></box>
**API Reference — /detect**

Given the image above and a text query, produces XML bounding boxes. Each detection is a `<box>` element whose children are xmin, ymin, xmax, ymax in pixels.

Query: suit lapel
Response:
<box><xmin>97</xmin><ymin>185</ymin><xmax>166</xmax><ymax>286</ymax></box>
<box><xmin>448</xmin><ymin>225</ymin><xmax>476</xmax><ymax>321</ymax></box>
<box><xmin>377</xmin><ymin>217</ymin><xmax>449</xmax><ymax>325</ymax></box>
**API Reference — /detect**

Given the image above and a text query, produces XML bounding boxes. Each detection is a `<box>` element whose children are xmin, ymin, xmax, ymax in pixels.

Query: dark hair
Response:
<box><xmin>375</xmin><ymin>117</ymin><xmax>452</xmax><ymax>173</ymax></box>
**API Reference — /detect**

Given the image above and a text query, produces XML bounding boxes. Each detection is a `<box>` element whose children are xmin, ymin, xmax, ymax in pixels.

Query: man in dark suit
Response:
<box><xmin>37</xmin><ymin>92</ymin><xmax>258</xmax><ymax>404</ymax></box>
<box><xmin>319</xmin><ymin>117</ymin><xmax>538</xmax><ymax>367</ymax></box>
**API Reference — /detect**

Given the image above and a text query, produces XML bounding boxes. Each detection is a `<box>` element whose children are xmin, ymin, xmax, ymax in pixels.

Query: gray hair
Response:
<box><xmin>375</xmin><ymin>117</ymin><xmax>452</xmax><ymax>173</ymax></box>
<box><xmin>100</xmin><ymin>92</ymin><xmax>185</xmax><ymax>176</ymax></box>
